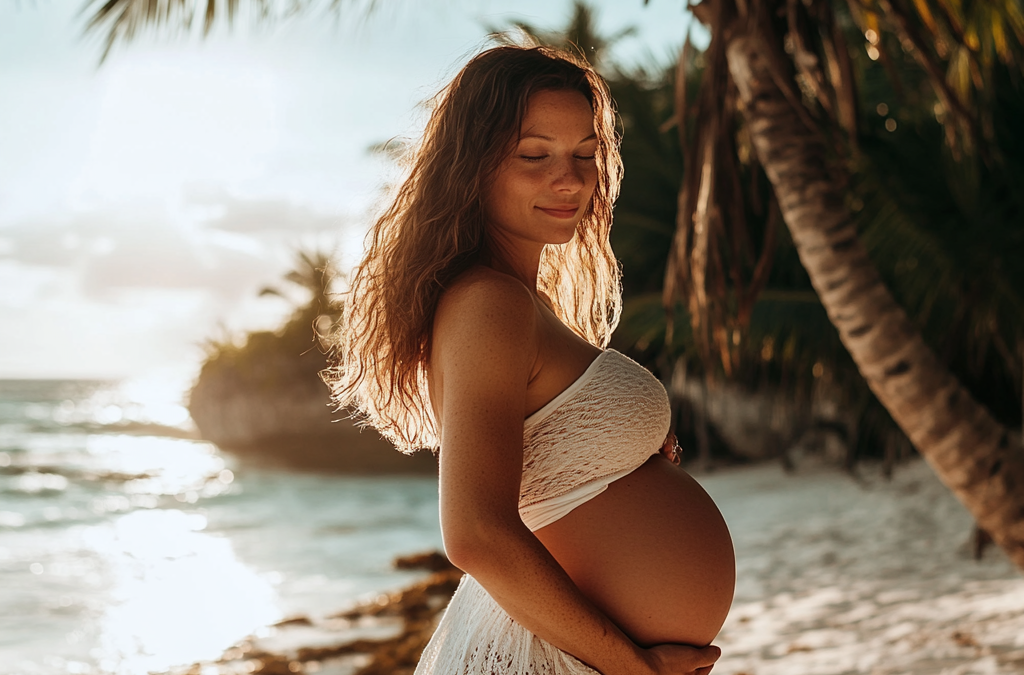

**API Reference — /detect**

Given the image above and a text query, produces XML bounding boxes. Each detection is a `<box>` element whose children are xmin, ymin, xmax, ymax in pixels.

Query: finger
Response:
<box><xmin>659</xmin><ymin>433</ymin><xmax>682</xmax><ymax>464</ymax></box>
<box><xmin>693</xmin><ymin>645</ymin><xmax>721</xmax><ymax>668</ymax></box>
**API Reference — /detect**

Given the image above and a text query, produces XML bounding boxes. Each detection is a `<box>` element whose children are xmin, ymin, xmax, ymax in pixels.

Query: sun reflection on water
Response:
<box><xmin>83</xmin><ymin>509</ymin><xmax>281</xmax><ymax>674</ymax></box>
<box><xmin>116</xmin><ymin>375</ymin><xmax>193</xmax><ymax>429</ymax></box>
<box><xmin>84</xmin><ymin>435</ymin><xmax>224</xmax><ymax>491</ymax></box>
<box><xmin>75</xmin><ymin>430</ymin><xmax>280</xmax><ymax>673</ymax></box>
<box><xmin>45</xmin><ymin>373</ymin><xmax>195</xmax><ymax>432</ymax></box>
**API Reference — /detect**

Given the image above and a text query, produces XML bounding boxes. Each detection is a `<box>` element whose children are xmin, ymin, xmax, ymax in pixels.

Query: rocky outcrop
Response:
<box><xmin>188</xmin><ymin>331</ymin><xmax>436</xmax><ymax>474</ymax></box>
<box><xmin>667</xmin><ymin>359</ymin><xmax>858</xmax><ymax>468</ymax></box>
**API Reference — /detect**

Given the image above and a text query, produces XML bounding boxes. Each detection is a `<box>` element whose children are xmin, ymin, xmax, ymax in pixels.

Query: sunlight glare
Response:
<box><xmin>84</xmin><ymin>509</ymin><xmax>280</xmax><ymax>674</ymax></box>
<box><xmin>85</xmin><ymin>435</ymin><xmax>223</xmax><ymax>495</ymax></box>
<box><xmin>81</xmin><ymin>53</ymin><xmax>281</xmax><ymax>205</ymax></box>
<box><xmin>118</xmin><ymin>372</ymin><xmax>195</xmax><ymax>429</ymax></box>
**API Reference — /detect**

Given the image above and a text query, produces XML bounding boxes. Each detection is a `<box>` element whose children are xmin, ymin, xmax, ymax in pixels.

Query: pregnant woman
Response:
<box><xmin>327</xmin><ymin>44</ymin><xmax>735</xmax><ymax>674</ymax></box>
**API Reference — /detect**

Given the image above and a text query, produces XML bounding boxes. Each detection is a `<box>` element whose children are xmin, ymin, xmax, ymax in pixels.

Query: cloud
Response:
<box><xmin>0</xmin><ymin>201</ymin><xmax>346</xmax><ymax>302</ymax></box>
<box><xmin>0</xmin><ymin>200</ymin><xmax>355</xmax><ymax>377</ymax></box>
<box><xmin>0</xmin><ymin>207</ymin><xmax>302</xmax><ymax>379</ymax></box>
<box><xmin>0</xmin><ymin>283</ymin><xmax>222</xmax><ymax>380</ymax></box>
<box><xmin>79</xmin><ymin>233</ymin><xmax>268</xmax><ymax>301</ymax></box>
<box><xmin>184</xmin><ymin>185</ymin><xmax>355</xmax><ymax>233</ymax></box>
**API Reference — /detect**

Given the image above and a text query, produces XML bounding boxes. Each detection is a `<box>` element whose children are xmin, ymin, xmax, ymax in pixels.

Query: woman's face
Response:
<box><xmin>484</xmin><ymin>88</ymin><xmax>599</xmax><ymax>253</ymax></box>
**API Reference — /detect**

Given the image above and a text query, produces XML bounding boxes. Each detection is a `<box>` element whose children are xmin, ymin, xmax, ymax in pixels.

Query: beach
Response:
<box><xmin>172</xmin><ymin>459</ymin><xmax>1024</xmax><ymax>675</ymax></box>
<box><xmin>710</xmin><ymin>460</ymin><xmax>1024</xmax><ymax>675</ymax></box>
<box><xmin>4</xmin><ymin>379</ymin><xmax>1022</xmax><ymax>675</ymax></box>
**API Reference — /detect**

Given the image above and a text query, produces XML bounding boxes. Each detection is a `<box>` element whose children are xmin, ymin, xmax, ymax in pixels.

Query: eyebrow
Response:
<box><xmin>519</xmin><ymin>133</ymin><xmax>598</xmax><ymax>143</ymax></box>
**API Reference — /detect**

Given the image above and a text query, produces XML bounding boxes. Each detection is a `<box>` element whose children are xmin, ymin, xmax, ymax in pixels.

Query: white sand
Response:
<box><xmin>698</xmin><ymin>459</ymin><xmax>1024</xmax><ymax>675</ymax></box>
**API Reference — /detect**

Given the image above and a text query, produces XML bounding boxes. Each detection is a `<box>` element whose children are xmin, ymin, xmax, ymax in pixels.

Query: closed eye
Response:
<box><xmin>518</xmin><ymin>153</ymin><xmax>594</xmax><ymax>162</ymax></box>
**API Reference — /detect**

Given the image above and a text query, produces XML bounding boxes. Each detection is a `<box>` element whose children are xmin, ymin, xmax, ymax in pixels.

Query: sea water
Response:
<box><xmin>0</xmin><ymin>378</ymin><xmax>442</xmax><ymax>675</ymax></box>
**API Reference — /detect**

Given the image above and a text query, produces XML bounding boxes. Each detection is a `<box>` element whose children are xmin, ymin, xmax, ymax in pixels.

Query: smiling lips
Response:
<box><xmin>536</xmin><ymin>205</ymin><xmax>579</xmax><ymax>219</ymax></box>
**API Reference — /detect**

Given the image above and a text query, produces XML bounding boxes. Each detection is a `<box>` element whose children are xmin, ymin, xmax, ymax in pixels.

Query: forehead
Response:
<box><xmin>519</xmin><ymin>89</ymin><xmax>596</xmax><ymax>140</ymax></box>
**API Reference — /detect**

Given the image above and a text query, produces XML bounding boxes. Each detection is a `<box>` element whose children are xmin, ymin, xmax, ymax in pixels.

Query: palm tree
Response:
<box><xmin>486</xmin><ymin>0</ymin><xmax>636</xmax><ymax>73</ymax></box>
<box><xmin>666</xmin><ymin>0</ymin><xmax>1024</xmax><ymax>569</ymax></box>
<box><xmin>80</xmin><ymin>0</ymin><xmax>1024</xmax><ymax>570</ymax></box>
<box><xmin>258</xmin><ymin>249</ymin><xmax>342</xmax><ymax>347</ymax></box>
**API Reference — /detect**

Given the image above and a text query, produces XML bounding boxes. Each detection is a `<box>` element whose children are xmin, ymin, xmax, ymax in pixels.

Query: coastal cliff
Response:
<box><xmin>187</xmin><ymin>253</ymin><xmax>436</xmax><ymax>474</ymax></box>
<box><xmin>188</xmin><ymin>333</ymin><xmax>436</xmax><ymax>474</ymax></box>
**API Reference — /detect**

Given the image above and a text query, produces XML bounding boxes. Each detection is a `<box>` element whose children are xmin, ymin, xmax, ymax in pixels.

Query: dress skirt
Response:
<box><xmin>414</xmin><ymin>574</ymin><xmax>599</xmax><ymax>675</ymax></box>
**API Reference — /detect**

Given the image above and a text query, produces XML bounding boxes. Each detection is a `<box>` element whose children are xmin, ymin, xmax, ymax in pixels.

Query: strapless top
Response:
<box><xmin>518</xmin><ymin>349</ymin><xmax>671</xmax><ymax>515</ymax></box>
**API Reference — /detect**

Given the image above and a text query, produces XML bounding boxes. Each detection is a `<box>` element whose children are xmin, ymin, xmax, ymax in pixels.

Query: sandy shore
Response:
<box><xmin>172</xmin><ymin>459</ymin><xmax>1024</xmax><ymax>675</ymax></box>
<box><xmin>706</xmin><ymin>460</ymin><xmax>1024</xmax><ymax>675</ymax></box>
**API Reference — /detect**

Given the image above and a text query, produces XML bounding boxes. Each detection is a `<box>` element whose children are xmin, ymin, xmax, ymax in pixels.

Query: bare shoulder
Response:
<box><xmin>429</xmin><ymin>266</ymin><xmax>540</xmax><ymax>422</ymax></box>
<box><xmin>433</xmin><ymin>266</ymin><xmax>538</xmax><ymax>352</ymax></box>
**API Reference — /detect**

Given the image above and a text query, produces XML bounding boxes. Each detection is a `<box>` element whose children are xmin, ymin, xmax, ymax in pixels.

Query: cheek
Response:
<box><xmin>485</xmin><ymin>175</ymin><xmax>523</xmax><ymax>223</ymax></box>
<box><xmin>498</xmin><ymin>170</ymin><xmax>543</xmax><ymax>204</ymax></box>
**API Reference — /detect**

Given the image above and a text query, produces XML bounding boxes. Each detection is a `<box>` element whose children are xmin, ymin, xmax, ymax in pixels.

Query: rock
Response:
<box><xmin>393</xmin><ymin>551</ymin><xmax>457</xmax><ymax>573</ymax></box>
<box><xmin>188</xmin><ymin>334</ymin><xmax>436</xmax><ymax>474</ymax></box>
<box><xmin>671</xmin><ymin>373</ymin><xmax>856</xmax><ymax>465</ymax></box>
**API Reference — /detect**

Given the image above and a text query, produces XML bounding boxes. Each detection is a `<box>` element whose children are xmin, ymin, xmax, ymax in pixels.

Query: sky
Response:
<box><xmin>0</xmin><ymin>0</ymin><xmax>701</xmax><ymax>381</ymax></box>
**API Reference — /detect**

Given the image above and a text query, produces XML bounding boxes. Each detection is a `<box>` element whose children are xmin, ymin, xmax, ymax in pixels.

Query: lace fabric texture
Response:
<box><xmin>518</xmin><ymin>465</ymin><xmax>635</xmax><ymax>531</ymax></box>
<box><xmin>415</xmin><ymin>350</ymin><xmax>672</xmax><ymax>674</ymax></box>
<box><xmin>519</xmin><ymin>349</ymin><xmax>671</xmax><ymax>512</ymax></box>
<box><xmin>415</xmin><ymin>575</ymin><xmax>599</xmax><ymax>675</ymax></box>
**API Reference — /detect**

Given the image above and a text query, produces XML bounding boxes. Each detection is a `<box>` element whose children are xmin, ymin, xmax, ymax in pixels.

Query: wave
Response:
<box><xmin>19</xmin><ymin>419</ymin><xmax>200</xmax><ymax>440</ymax></box>
<box><xmin>0</xmin><ymin>463</ymin><xmax>155</xmax><ymax>483</ymax></box>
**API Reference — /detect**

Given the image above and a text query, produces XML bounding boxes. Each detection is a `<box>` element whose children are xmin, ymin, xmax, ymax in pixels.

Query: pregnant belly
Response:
<box><xmin>533</xmin><ymin>454</ymin><xmax>735</xmax><ymax>648</ymax></box>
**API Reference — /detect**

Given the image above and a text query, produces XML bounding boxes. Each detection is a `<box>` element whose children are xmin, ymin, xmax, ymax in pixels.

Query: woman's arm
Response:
<box><xmin>430</xmin><ymin>271</ymin><xmax>718</xmax><ymax>675</ymax></box>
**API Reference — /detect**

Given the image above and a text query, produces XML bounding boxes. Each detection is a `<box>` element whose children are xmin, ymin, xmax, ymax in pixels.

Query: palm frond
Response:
<box><xmin>80</xmin><ymin>0</ymin><xmax>342</xmax><ymax>62</ymax></box>
<box><xmin>850</xmin><ymin>96</ymin><xmax>1024</xmax><ymax>425</ymax></box>
<box><xmin>483</xmin><ymin>0</ymin><xmax>636</xmax><ymax>72</ymax></box>
<box><xmin>847</xmin><ymin>0</ymin><xmax>1024</xmax><ymax>158</ymax></box>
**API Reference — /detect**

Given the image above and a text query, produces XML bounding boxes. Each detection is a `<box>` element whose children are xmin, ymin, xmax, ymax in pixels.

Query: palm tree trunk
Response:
<box><xmin>724</xmin><ymin>25</ymin><xmax>1024</xmax><ymax>571</ymax></box>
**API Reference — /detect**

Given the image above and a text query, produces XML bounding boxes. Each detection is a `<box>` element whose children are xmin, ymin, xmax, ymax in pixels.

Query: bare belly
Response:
<box><xmin>534</xmin><ymin>455</ymin><xmax>735</xmax><ymax>648</ymax></box>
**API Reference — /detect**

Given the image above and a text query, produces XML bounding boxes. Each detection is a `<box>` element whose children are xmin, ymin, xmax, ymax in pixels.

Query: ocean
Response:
<box><xmin>0</xmin><ymin>378</ymin><xmax>442</xmax><ymax>675</ymax></box>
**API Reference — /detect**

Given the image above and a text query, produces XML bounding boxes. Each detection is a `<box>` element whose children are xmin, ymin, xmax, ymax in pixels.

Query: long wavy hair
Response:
<box><xmin>324</xmin><ymin>45</ymin><xmax>623</xmax><ymax>453</ymax></box>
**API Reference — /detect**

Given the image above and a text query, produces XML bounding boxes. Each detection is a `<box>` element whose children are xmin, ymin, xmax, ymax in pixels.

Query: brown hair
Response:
<box><xmin>324</xmin><ymin>45</ymin><xmax>622</xmax><ymax>452</ymax></box>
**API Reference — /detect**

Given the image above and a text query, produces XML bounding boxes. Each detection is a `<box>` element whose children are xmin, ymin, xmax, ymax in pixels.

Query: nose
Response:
<box><xmin>551</xmin><ymin>156</ymin><xmax>585</xmax><ymax>193</ymax></box>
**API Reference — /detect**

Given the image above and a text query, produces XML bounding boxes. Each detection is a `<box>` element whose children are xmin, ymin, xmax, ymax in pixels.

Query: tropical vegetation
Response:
<box><xmin>662</xmin><ymin>0</ymin><xmax>1024</xmax><ymax>568</ymax></box>
<box><xmin>195</xmin><ymin>250</ymin><xmax>338</xmax><ymax>394</ymax></box>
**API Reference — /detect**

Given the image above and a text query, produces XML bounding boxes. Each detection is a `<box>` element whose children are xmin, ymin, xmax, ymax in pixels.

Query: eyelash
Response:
<box><xmin>519</xmin><ymin>155</ymin><xmax>596</xmax><ymax>162</ymax></box>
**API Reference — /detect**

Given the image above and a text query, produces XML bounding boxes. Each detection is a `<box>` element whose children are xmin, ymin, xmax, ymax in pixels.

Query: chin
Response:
<box><xmin>545</xmin><ymin>223</ymin><xmax>581</xmax><ymax>246</ymax></box>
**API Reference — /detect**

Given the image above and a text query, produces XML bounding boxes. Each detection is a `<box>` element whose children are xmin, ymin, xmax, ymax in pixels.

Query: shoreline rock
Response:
<box><xmin>170</xmin><ymin>552</ymin><xmax>460</xmax><ymax>675</ymax></box>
